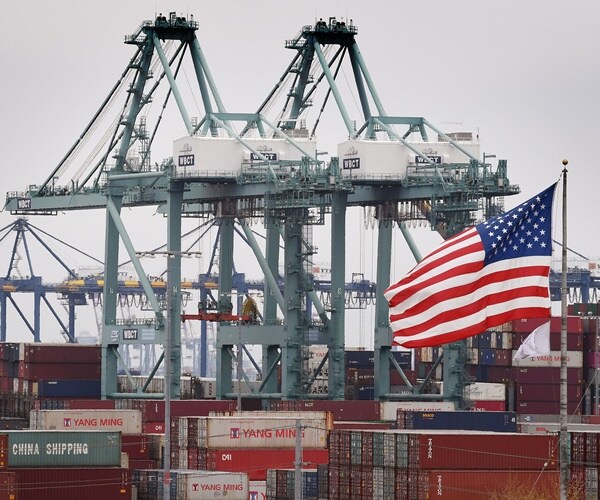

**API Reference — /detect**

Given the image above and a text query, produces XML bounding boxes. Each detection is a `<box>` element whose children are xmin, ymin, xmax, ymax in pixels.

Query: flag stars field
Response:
<box><xmin>385</xmin><ymin>183</ymin><xmax>557</xmax><ymax>348</ymax></box>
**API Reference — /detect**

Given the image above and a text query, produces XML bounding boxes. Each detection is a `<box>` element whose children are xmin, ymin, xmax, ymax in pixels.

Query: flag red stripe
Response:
<box><xmin>394</xmin><ymin>307</ymin><xmax>550</xmax><ymax>348</ymax></box>
<box><xmin>385</xmin><ymin>229</ymin><xmax>480</xmax><ymax>296</ymax></box>
<box><xmin>392</xmin><ymin>284</ymin><xmax>549</xmax><ymax>337</ymax></box>
<box><xmin>390</xmin><ymin>265</ymin><xmax>551</xmax><ymax>319</ymax></box>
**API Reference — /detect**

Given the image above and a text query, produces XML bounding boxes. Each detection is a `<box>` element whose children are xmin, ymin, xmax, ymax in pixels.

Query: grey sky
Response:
<box><xmin>1</xmin><ymin>1</ymin><xmax>598</xmax><ymax>344</ymax></box>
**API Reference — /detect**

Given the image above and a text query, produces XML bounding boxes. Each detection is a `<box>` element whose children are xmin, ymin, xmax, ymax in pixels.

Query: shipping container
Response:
<box><xmin>265</xmin><ymin>468</ymin><xmax>318</xmax><ymax>499</ymax></box>
<box><xmin>380</xmin><ymin>401</ymin><xmax>454</xmax><ymax>420</ymax></box>
<box><xmin>34</xmin><ymin>379</ymin><xmax>101</xmax><ymax>398</ymax></box>
<box><xmin>2</xmin><ymin>430</ymin><xmax>121</xmax><ymax>468</ymax></box>
<box><xmin>205</xmin><ymin>448</ymin><xmax>329</xmax><ymax>481</ymax></box>
<box><xmin>203</xmin><ymin>416</ymin><xmax>328</xmax><ymax>449</ymax></box>
<box><xmin>469</xmin><ymin>400</ymin><xmax>506</xmax><ymax>411</ymax></box>
<box><xmin>332</xmin><ymin>421</ymin><xmax>394</xmax><ymax>431</ymax></box>
<box><xmin>18</xmin><ymin>362</ymin><xmax>101</xmax><ymax>381</ymax></box>
<box><xmin>418</xmin><ymin>469</ymin><xmax>559</xmax><ymax>499</ymax></box>
<box><xmin>249</xmin><ymin>480</ymin><xmax>267</xmax><ymax>500</ymax></box>
<box><xmin>397</xmin><ymin>410</ymin><xmax>517</xmax><ymax>432</ymax></box>
<box><xmin>464</xmin><ymin>382</ymin><xmax>506</xmax><ymax>401</ymax></box>
<box><xmin>30</xmin><ymin>409</ymin><xmax>142</xmax><ymax>433</ymax></box>
<box><xmin>516</xmin><ymin>383</ymin><xmax>582</xmax><ymax>401</ymax></box>
<box><xmin>516</xmin><ymin>400</ymin><xmax>582</xmax><ymax>415</ymax></box>
<box><xmin>35</xmin><ymin>398</ymin><xmax>116</xmax><ymax>410</ymax></box>
<box><xmin>333</xmin><ymin>430</ymin><xmax>559</xmax><ymax>470</ymax></box>
<box><xmin>134</xmin><ymin>469</ymin><xmax>248</xmax><ymax>500</ymax></box>
<box><xmin>0</xmin><ymin>472</ymin><xmax>15</xmax><ymax>500</ymax></box>
<box><xmin>512</xmin><ymin>316</ymin><xmax>583</xmax><ymax>334</ymax></box>
<box><xmin>122</xmin><ymin>433</ymin><xmax>151</xmax><ymax>460</ymax></box>
<box><xmin>512</xmin><ymin>350</ymin><xmax>583</xmax><ymax>368</ymax></box>
<box><xmin>214</xmin><ymin>410</ymin><xmax>332</xmax><ymax>427</ymax></box>
<box><xmin>11</xmin><ymin>467</ymin><xmax>130</xmax><ymax>500</ymax></box>
<box><xmin>515</xmin><ymin>367</ymin><xmax>584</xmax><ymax>384</ymax></box>
<box><xmin>19</xmin><ymin>343</ymin><xmax>101</xmax><ymax>363</ymax></box>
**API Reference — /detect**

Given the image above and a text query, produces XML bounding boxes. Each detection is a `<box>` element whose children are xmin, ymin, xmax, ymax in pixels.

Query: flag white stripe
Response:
<box><xmin>394</xmin><ymin>296</ymin><xmax>550</xmax><ymax>343</ymax></box>
<box><xmin>385</xmin><ymin>229</ymin><xmax>480</xmax><ymax>296</ymax></box>
<box><xmin>388</xmin><ymin>255</ymin><xmax>551</xmax><ymax>317</ymax></box>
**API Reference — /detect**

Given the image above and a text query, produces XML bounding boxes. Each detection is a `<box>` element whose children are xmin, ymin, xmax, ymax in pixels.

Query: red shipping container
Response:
<box><xmin>121</xmin><ymin>434</ymin><xmax>150</xmax><ymax>460</ymax></box>
<box><xmin>406</xmin><ymin>432</ymin><xmax>558</xmax><ymax>470</ymax></box>
<box><xmin>128</xmin><ymin>459</ymin><xmax>158</xmax><ymax>470</ymax></box>
<box><xmin>143</xmin><ymin>421</ymin><xmax>165</xmax><ymax>434</ymax></box>
<box><xmin>0</xmin><ymin>377</ymin><xmax>10</xmax><ymax>393</ymax></box>
<box><xmin>0</xmin><ymin>472</ymin><xmax>15</xmax><ymax>500</ymax></box>
<box><xmin>21</xmin><ymin>344</ymin><xmax>101</xmax><ymax>364</ymax></box>
<box><xmin>516</xmin><ymin>383</ymin><xmax>583</xmax><ymax>401</ymax></box>
<box><xmin>512</xmin><ymin>316</ymin><xmax>582</xmax><ymax>334</ymax></box>
<box><xmin>516</xmin><ymin>400</ymin><xmax>582</xmax><ymax>415</ymax></box>
<box><xmin>10</xmin><ymin>467</ymin><xmax>130</xmax><ymax>500</ymax></box>
<box><xmin>418</xmin><ymin>469</ymin><xmax>559</xmax><ymax>499</ymax></box>
<box><xmin>515</xmin><ymin>367</ymin><xmax>584</xmax><ymax>384</ymax></box>
<box><xmin>270</xmin><ymin>399</ymin><xmax>381</xmax><ymax>421</ymax></box>
<box><xmin>205</xmin><ymin>448</ymin><xmax>328</xmax><ymax>481</ymax></box>
<box><xmin>18</xmin><ymin>362</ymin><xmax>100</xmax><ymax>381</ymax></box>
<box><xmin>469</xmin><ymin>400</ymin><xmax>506</xmax><ymax>411</ymax></box>
<box><xmin>117</xmin><ymin>399</ymin><xmax>236</xmax><ymax>422</ymax></box>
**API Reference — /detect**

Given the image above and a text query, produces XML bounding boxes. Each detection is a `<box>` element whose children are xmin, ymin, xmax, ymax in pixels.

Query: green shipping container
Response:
<box><xmin>2</xmin><ymin>430</ymin><xmax>121</xmax><ymax>468</ymax></box>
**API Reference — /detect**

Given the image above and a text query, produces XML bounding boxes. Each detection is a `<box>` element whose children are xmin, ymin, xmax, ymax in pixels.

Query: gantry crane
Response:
<box><xmin>4</xmin><ymin>14</ymin><xmax>521</xmax><ymax>406</ymax></box>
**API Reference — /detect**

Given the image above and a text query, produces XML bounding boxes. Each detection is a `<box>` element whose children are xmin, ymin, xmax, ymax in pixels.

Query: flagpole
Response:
<box><xmin>560</xmin><ymin>159</ymin><xmax>568</xmax><ymax>500</ymax></box>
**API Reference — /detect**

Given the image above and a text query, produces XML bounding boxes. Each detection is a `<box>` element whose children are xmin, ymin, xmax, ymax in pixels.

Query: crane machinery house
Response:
<box><xmin>173</xmin><ymin>136</ymin><xmax>318</xmax><ymax>176</ymax></box>
<box><xmin>337</xmin><ymin>133</ymin><xmax>480</xmax><ymax>180</ymax></box>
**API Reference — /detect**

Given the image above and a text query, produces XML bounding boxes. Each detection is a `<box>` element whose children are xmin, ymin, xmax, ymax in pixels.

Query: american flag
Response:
<box><xmin>385</xmin><ymin>184</ymin><xmax>556</xmax><ymax>348</ymax></box>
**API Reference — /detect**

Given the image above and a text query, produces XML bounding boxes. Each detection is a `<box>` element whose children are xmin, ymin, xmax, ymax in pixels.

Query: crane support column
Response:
<box><xmin>166</xmin><ymin>180</ymin><xmax>184</xmax><ymax>400</ymax></box>
<box><xmin>282</xmin><ymin>215</ymin><xmax>303</xmax><ymax>399</ymax></box>
<box><xmin>101</xmin><ymin>191</ymin><xmax>123</xmax><ymax>398</ymax></box>
<box><xmin>374</xmin><ymin>219</ymin><xmax>393</xmax><ymax>399</ymax></box>
<box><xmin>262</xmin><ymin>220</ymin><xmax>281</xmax><ymax>395</ymax></box>
<box><xmin>329</xmin><ymin>192</ymin><xmax>347</xmax><ymax>399</ymax></box>
<box><xmin>216</xmin><ymin>216</ymin><xmax>235</xmax><ymax>399</ymax></box>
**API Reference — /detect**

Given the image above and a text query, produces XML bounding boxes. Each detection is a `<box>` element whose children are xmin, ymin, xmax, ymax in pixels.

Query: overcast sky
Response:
<box><xmin>1</xmin><ymin>1</ymin><xmax>598</xmax><ymax>344</ymax></box>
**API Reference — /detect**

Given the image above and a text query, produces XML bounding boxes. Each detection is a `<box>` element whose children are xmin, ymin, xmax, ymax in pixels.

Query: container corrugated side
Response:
<box><xmin>4</xmin><ymin>430</ymin><xmax>121</xmax><ymax>468</ymax></box>
<box><xmin>512</xmin><ymin>350</ymin><xmax>583</xmax><ymax>368</ymax></box>
<box><xmin>418</xmin><ymin>469</ymin><xmax>559</xmax><ymax>499</ymax></box>
<box><xmin>406</xmin><ymin>431</ymin><xmax>558</xmax><ymax>470</ymax></box>
<box><xmin>0</xmin><ymin>472</ymin><xmax>16</xmax><ymax>500</ymax></box>
<box><xmin>29</xmin><ymin>409</ymin><xmax>142</xmax><ymax>433</ymax></box>
<box><xmin>11</xmin><ymin>467</ymin><xmax>130</xmax><ymax>500</ymax></box>
<box><xmin>210</xmin><ymin>410</ymin><xmax>333</xmax><ymax>428</ymax></box>
<box><xmin>135</xmin><ymin>469</ymin><xmax>248</xmax><ymax>500</ymax></box>
<box><xmin>381</xmin><ymin>401</ymin><xmax>454</xmax><ymax>421</ymax></box>
<box><xmin>179</xmin><ymin>470</ymin><xmax>248</xmax><ymax>499</ymax></box>
<box><xmin>398</xmin><ymin>410</ymin><xmax>517</xmax><ymax>432</ymax></box>
<box><xmin>205</xmin><ymin>448</ymin><xmax>328</xmax><ymax>481</ymax></box>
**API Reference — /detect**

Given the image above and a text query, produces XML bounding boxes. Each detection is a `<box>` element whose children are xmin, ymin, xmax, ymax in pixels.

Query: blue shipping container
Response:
<box><xmin>38</xmin><ymin>379</ymin><xmax>101</xmax><ymax>398</ymax></box>
<box><xmin>400</xmin><ymin>410</ymin><xmax>517</xmax><ymax>432</ymax></box>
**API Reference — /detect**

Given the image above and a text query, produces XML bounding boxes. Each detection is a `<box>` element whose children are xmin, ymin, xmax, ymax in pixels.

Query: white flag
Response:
<box><xmin>513</xmin><ymin>321</ymin><xmax>551</xmax><ymax>361</ymax></box>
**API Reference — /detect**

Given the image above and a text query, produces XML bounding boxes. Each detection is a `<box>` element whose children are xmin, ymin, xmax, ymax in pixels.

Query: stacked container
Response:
<box><xmin>326</xmin><ymin>429</ymin><xmax>559</xmax><ymax>499</ymax></box>
<box><xmin>168</xmin><ymin>413</ymin><xmax>329</xmax><ymax>481</ymax></box>
<box><xmin>134</xmin><ymin>469</ymin><xmax>249</xmax><ymax>500</ymax></box>
<box><xmin>265</xmin><ymin>468</ymin><xmax>318</xmax><ymax>499</ymax></box>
